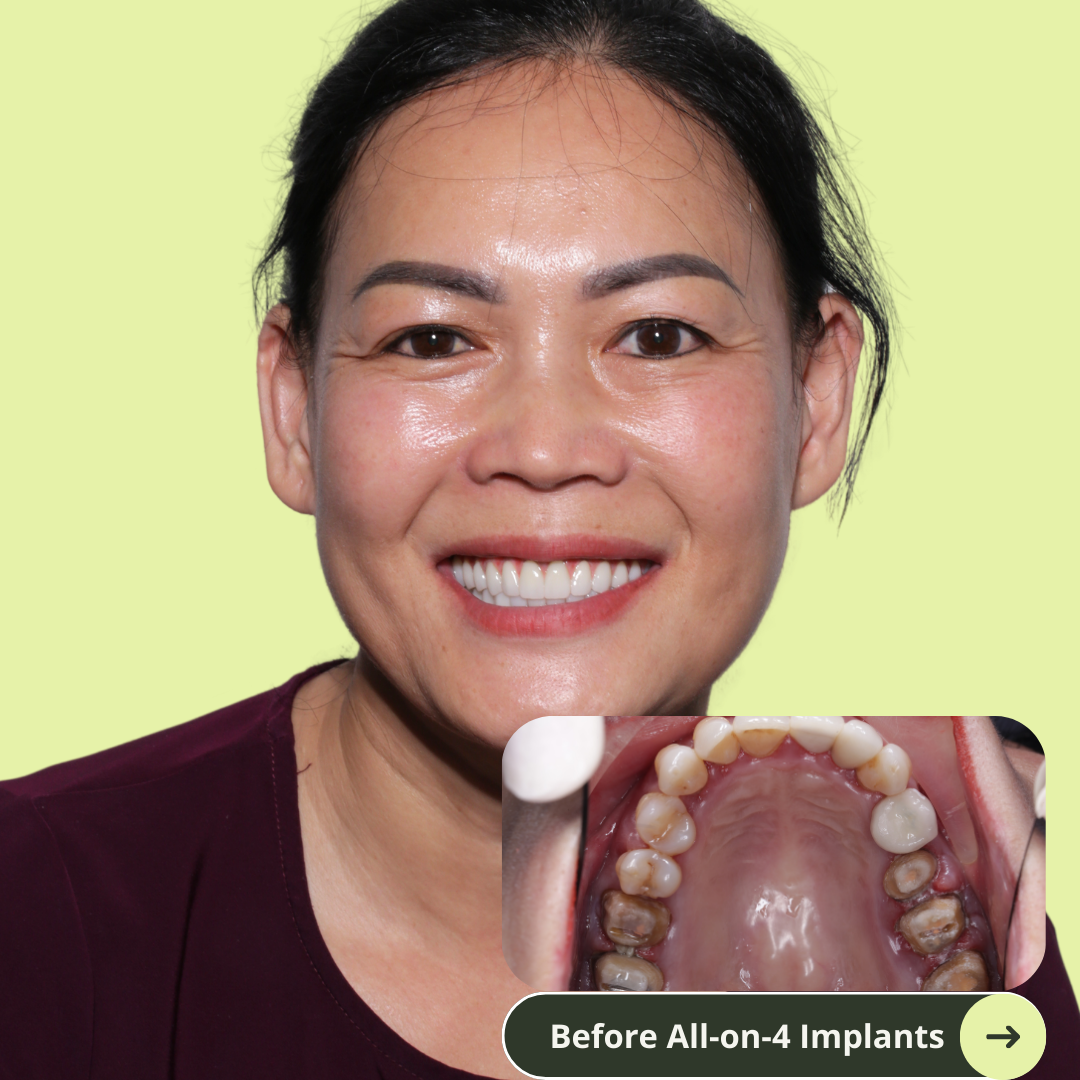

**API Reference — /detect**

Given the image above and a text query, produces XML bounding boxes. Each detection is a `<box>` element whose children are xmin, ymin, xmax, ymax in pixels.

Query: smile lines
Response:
<box><xmin>450</xmin><ymin>557</ymin><xmax>654</xmax><ymax>606</ymax></box>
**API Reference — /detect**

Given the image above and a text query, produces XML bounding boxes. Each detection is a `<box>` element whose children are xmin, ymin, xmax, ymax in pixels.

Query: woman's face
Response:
<box><xmin>260</xmin><ymin>64</ymin><xmax>860</xmax><ymax>744</ymax></box>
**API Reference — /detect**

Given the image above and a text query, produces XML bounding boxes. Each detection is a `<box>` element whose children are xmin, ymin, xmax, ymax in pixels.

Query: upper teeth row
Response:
<box><xmin>451</xmin><ymin>557</ymin><xmax>649</xmax><ymax>606</ymax></box>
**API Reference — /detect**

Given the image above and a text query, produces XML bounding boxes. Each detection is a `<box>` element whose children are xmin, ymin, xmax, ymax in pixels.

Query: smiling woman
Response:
<box><xmin>0</xmin><ymin>0</ymin><xmax>1072</xmax><ymax>1078</ymax></box>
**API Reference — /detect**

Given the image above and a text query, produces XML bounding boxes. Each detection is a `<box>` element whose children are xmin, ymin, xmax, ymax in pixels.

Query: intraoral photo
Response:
<box><xmin>504</xmin><ymin>716</ymin><xmax>1046</xmax><ymax>995</ymax></box>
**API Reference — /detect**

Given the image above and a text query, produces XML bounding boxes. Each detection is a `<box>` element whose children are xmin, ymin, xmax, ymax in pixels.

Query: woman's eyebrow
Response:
<box><xmin>581</xmin><ymin>253</ymin><xmax>743</xmax><ymax>298</ymax></box>
<box><xmin>351</xmin><ymin>260</ymin><xmax>504</xmax><ymax>303</ymax></box>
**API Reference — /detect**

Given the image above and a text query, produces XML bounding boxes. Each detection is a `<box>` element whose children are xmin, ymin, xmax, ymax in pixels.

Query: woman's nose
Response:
<box><xmin>463</xmin><ymin>351</ymin><xmax>630</xmax><ymax>491</ymax></box>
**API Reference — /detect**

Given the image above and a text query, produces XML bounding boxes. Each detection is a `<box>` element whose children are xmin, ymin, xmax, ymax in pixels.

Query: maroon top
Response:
<box><xmin>1</xmin><ymin>665</ymin><xmax>1076</xmax><ymax>1078</ymax></box>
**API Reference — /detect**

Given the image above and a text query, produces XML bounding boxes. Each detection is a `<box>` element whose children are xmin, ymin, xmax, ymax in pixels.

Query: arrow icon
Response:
<box><xmin>986</xmin><ymin>1025</ymin><xmax>1020</xmax><ymax>1049</ymax></box>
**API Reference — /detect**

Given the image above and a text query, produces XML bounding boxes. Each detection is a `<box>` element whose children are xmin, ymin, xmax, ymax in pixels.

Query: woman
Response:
<box><xmin>0</xmin><ymin>1</ymin><xmax>1071</xmax><ymax>1078</ymax></box>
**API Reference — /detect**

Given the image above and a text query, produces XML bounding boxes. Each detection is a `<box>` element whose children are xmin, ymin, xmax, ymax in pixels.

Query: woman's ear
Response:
<box><xmin>791</xmin><ymin>293</ymin><xmax>863</xmax><ymax>510</ymax></box>
<box><xmin>257</xmin><ymin>304</ymin><xmax>316</xmax><ymax>515</ymax></box>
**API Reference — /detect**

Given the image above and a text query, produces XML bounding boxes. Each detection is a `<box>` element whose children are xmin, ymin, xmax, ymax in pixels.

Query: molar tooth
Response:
<box><xmin>830</xmin><ymin>719</ymin><xmax>884</xmax><ymax>770</ymax></box>
<box><xmin>611</xmin><ymin>561</ymin><xmax>629</xmax><ymax>589</ymax></box>
<box><xmin>789</xmin><ymin>715</ymin><xmax>844</xmax><ymax>754</ymax></box>
<box><xmin>615</xmin><ymin>848</ymin><xmax>682</xmax><ymax>898</ymax></box>
<box><xmin>451</xmin><ymin>557</ymin><xmax>465</xmax><ymax>587</ymax></box>
<box><xmin>871</xmin><ymin>788</ymin><xmax>939</xmax><ymax>853</ymax></box>
<box><xmin>591</xmin><ymin>561</ymin><xmax>612</xmax><ymax>593</ymax></box>
<box><xmin>570</xmin><ymin>560</ymin><xmax>592</xmax><ymax>596</ymax></box>
<box><xmin>484</xmin><ymin>560</ymin><xmax>502</xmax><ymax>595</ymax></box>
<box><xmin>693</xmin><ymin>716</ymin><xmax>740</xmax><ymax>764</ymax></box>
<box><xmin>544</xmin><ymin>561</ymin><xmax>571</xmax><ymax>599</ymax></box>
<box><xmin>472</xmin><ymin>560</ymin><xmax>486</xmax><ymax>592</ymax></box>
<box><xmin>519</xmin><ymin>560</ymin><xmax>544</xmax><ymax>599</ymax></box>
<box><xmin>733</xmin><ymin>716</ymin><xmax>790</xmax><ymax>758</ymax></box>
<box><xmin>898</xmin><ymin>895</ymin><xmax>966</xmax><ymax>956</ymax></box>
<box><xmin>601</xmin><ymin>889</ymin><xmax>671</xmax><ymax>948</ymax></box>
<box><xmin>628</xmin><ymin>560</ymin><xmax>642</xmax><ymax>581</ymax></box>
<box><xmin>594</xmin><ymin>951</ymin><xmax>664</xmax><ymax>992</ymax></box>
<box><xmin>922</xmin><ymin>951</ymin><xmax>989</xmax><ymax>992</ymax></box>
<box><xmin>635</xmin><ymin>792</ymin><xmax>696</xmax><ymax>855</ymax></box>
<box><xmin>495</xmin><ymin>592</ymin><xmax>510</xmax><ymax>607</ymax></box>
<box><xmin>654</xmin><ymin>743</ymin><xmax>708</xmax><ymax>796</ymax></box>
<box><xmin>462</xmin><ymin>560</ymin><xmax>474</xmax><ymax>589</ymax></box>
<box><xmin>857</xmin><ymin>743</ymin><xmax>912</xmax><ymax>796</ymax></box>
<box><xmin>883</xmin><ymin>850</ymin><xmax>938</xmax><ymax>900</ymax></box>
<box><xmin>502</xmin><ymin>560</ymin><xmax>521</xmax><ymax>597</ymax></box>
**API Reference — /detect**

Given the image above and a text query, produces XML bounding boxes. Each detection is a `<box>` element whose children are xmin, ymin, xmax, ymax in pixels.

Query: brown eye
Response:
<box><xmin>612</xmin><ymin>321</ymin><xmax>703</xmax><ymax>358</ymax></box>
<box><xmin>403</xmin><ymin>329</ymin><xmax>459</xmax><ymax>358</ymax></box>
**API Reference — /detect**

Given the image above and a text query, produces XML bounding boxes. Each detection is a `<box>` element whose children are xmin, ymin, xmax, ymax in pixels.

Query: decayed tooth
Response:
<box><xmin>519</xmin><ymin>560</ymin><xmax>544</xmax><ymax>600</ymax></box>
<box><xmin>857</xmin><ymin>743</ymin><xmax>912</xmax><ymax>796</ymax></box>
<box><xmin>693</xmin><ymin>716</ymin><xmax>740</xmax><ymax>764</ymax></box>
<box><xmin>502</xmin><ymin>560</ymin><xmax>520</xmax><ymax>597</ymax></box>
<box><xmin>883</xmin><ymin>850</ymin><xmax>938</xmax><ymax>900</ymax></box>
<box><xmin>601</xmin><ymin>889</ymin><xmax>671</xmax><ymax>948</ymax></box>
<box><xmin>484</xmin><ymin>560</ymin><xmax>502</xmax><ymax>596</ymax></box>
<box><xmin>462</xmin><ymin>560</ymin><xmax>475</xmax><ymax>589</ymax></box>
<box><xmin>545</xmin><ymin>560</ymin><xmax>570</xmax><ymax>599</ymax></box>
<box><xmin>871</xmin><ymin>788</ymin><xmax>939</xmax><ymax>853</ymax></box>
<box><xmin>789</xmin><ymin>715</ymin><xmax>844</xmax><ymax>753</ymax></box>
<box><xmin>570</xmin><ymin>560</ymin><xmax>592</xmax><ymax>596</ymax></box>
<box><xmin>616</xmin><ymin>848</ymin><xmax>682</xmax><ymax>898</ymax></box>
<box><xmin>655</xmin><ymin>743</ymin><xmax>708</xmax><ymax>796</ymax></box>
<box><xmin>591</xmin><ymin>561</ymin><xmax>612</xmax><ymax>593</ymax></box>
<box><xmin>922</xmin><ymin>951</ymin><xmax>989</xmax><ymax>992</ymax></box>
<box><xmin>473</xmin><ymin>560</ymin><xmax>486</xmax><ymax>592</ymax></box>
<box><xmin>830</xmin><ymin>719</ymin><xmax>884</xmax><ymax>770</ymax></box>
<box><xmin>611</xmin><ymin>561</ymin><xmax>629</xmax><ymax>589</ymax></box>
<box><xmin>594</xmin><ymin>951</ymin><xmax>664</xmax><ymax>992</ymax></box>
<box><xmin>898</xmin><ymin>895</ymin><xmax>966</xmax><ymax>956</ymax></box>
<box><xmin>732</xmin><ymin>716</ymin><xmax>790</xmax><ymax>758</ymax></box>
<box><xmin>635</xmin><ymin>792</ymin><xmax>696</xmax><ymax>855</ymax></box>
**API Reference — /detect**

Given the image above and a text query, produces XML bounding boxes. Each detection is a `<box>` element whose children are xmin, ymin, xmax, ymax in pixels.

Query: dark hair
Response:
<box><xmin>254</xmin><ymin>0</ymin><xmax>894</xmax><ymax>517</ymax></box>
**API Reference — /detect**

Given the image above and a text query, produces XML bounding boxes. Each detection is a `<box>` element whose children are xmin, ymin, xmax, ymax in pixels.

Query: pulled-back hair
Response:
<box><xmin>254</xmin><ymin>0</ymin><xmax>894</xmax><ymax>516</ymax></box>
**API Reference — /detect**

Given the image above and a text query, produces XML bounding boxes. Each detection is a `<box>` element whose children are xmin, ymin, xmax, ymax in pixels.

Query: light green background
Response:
<box><xmin>2</xmin><ymin>0</ymin><xmax>1075</xmax><ymax>985</ymax></box>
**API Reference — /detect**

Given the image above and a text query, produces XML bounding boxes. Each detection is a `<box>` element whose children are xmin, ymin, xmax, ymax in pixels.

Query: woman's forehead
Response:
<box><xmin>329</xmin><ymin>63</ymin><xmax>765</xmax><ymax>292</ymax></box>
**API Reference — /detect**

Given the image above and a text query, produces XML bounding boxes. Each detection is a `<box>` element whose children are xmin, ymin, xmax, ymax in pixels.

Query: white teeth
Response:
<box><xmin>519</xmin><ymin>560</ymin><xmax>544</xmax><ymax>599</ymax></box>
<box><xmin>451</xmin><ymin>557</ymin><xmax>465</xmax><ymax>587</ymax></box>
<box><xmin>462</xmin><ymin>560</ymin><xmax>474</xmax><ymax>589</ymax></box>
<box><xmin>570</xmin><ymin>560</ymin><xmax>592</xmax><ymax>596</ymax></box>
<box><xmin>510</xmin><ymin>596</ymin><xmax>527</xmax><ymax>607</ymax></box>
<box><xmin>871</xmin><ymin>788</ymin><xmax>939</xmax><ymax>854</ymax></box>
<box><xmin>616</xmin><ymin>848</ymin><xmax>682</xmax><ymax>898</ymax></box>
<box><xmin>472</xmin><ymin>560</ymin><xmax>486</xmax><ymax>592</ymax></box>
<box><xmin>635</xmin><ymin>792</ymin><xmax>696</xmax><ymax>855</ymax></box>
<box><xmin>693</xmin><ymin>716</ymin><xmax>740</xmax><ymax>764</ymax></box>
<box><xmin>495</xmin><ymin>592</ymin><xmax>510</xmax><ymax>607</ymax></box>
<box><xmin>654</xmin><ymin>743</ymin><xmax>708</xmax><ymax>796</ymax></box>
<box><xmin>628</xmin><ymin>560</ymin><xmax>642</xmax><ymax>581</ymax></box>
<box><xmin>481</xmin><ymin>589</ymin><xmax>492</xmax><ymax>603</ymax></box>
<box><xmin>856</xmin><ymin>743</ymin><xmax>912</xmax><ymax>796</ymax></box>
<box><xmin>502</xmin><ymin>560</ymin><xmax>520</xmax><ymax>596</ymax></box>
<box><xmin>611</xmin><ymin>561</ymin><xmax>629</xmax><ymax>589</ymax></box>
<box><xmin>485</xmin><ymin>559</ymin><xmax>502</xmax><ymax>595</ymax></box>
<box><xmin>789</xmin><ymin>715</ymin><xmax>845</xmax><ymax>754</ymax></box>
<box><xmin>830</xmin><ymin>719</ymin><xmax>884</xmax><ymax>770</ymax></box>
<box><xmin>591</xmin><ymin>561</ymin><xmax>612</xmax><ymax>593</ymax></box>
<box><xmin>733</xmin><ymin>715</ymin><xmax>790</xmax><ymax>758</ymax></box>
<box><xmin>544</xmin><ymin>561</ymin><xmax>571</xmax><ymax>599</ymax></box>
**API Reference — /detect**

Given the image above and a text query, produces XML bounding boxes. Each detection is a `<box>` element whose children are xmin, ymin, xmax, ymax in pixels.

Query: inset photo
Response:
<box><xmin>503</xmin><ymin>716</ymin><xmax>1046</xmax><ymax>994</ymax></box>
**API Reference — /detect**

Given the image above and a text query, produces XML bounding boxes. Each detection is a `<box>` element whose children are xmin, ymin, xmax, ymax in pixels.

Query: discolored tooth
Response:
<box><xmin>616</xmin><ymin>848</ymin><xmax>682</xmax><ymax>898</ymax></box>
<box><xmin>635</xmin><ymin>792</ymin><xmax>696</xmax><ymax>855</ymax></box>
<box><xmin>898</xmin><ymin>895</ymin><xmax>966</xmax><ymax>956</ymax></box>
<box><xmin>462</xmin><ymin>560</ymin><xmax>474</xmax><ymax>589</ymax></box>
<box><xmin>570</xmin><ymin>560</ymin><xmax>592</xmax><ymax>596</ymax></box>
<box><xmin>484</xmin><ymin>560</ymin><xmax>502</xmax><ymax>596</ymax></box>
<box><xmin>502</xmin><ymin>560</ymin><xmax>520</xmax><ymax>597</ymax></box>
<box><xmin>871</xmin><ymin>788</ymin><xmax>939</xmax><ymax>854</ymax></box>
<box><xmin>857</xmin><ymin>743</ymin><xmax>912</xmax><ymax>796</ymax></box>
<box><xmin>519</xmin><ymin>560</ymin><xmax>544</xmax><ymax>599</ymax></box>
<box><xmin>790</xmin><ymin>715</ymin><xmax>844</xmax><ymax>754</ymax></box>
<box><xmin>594</xmin><ymin>951</ymin><xmax>664</xmax><ymax>992</ymax></box>
<box><xmin>655</xmin><ymin>743</ymin><xmax>708</xmax><ymax>796</ymax></box>
<box><xmin>591</xmin><ymin>561</ymin><xmax>612</xmax><ymax>593</ymax></box>
<box><xmin>473</xmin><ymin>560</ymin><xmax>486</xmax><ymax>592</ymax></box>
<box><xmin>544</xmin><ymin>561</ymin><xmax>571</xmax><ymax>599</ymax></box>
<box><xmin>733</xmin><ymin>716</ymin><xmax>790</xmax><ymax>758</ymax></box>
<box><xmin>611</xmin><ymin>561</ymin><xmax>629</xmax><ymax>589</ymax></box>
<box><xmin>628</xmin><ymin>560</ymin><xmax>642</xmax><ymax>581</ymax></box>
<box><xmin>922</xmin><ymin>951</ymin><xmax>989</xmax><ymax>992</ymax></box>
<box><xmin>451</xmin><ymin>557</ymin><xmax>465</xmax><ymax>587</ymax></box>
<box><xmin>601</xmin><ymin>889</ymin><xmax>671</xmax><ymax>948</ymax></box>
<box><xmin>693</xmin><ymin>716</ymin><xmax>740</xmax><ymax>764</ymax></box>
<box><xmin>883</xmin><ymin>850</ymin><xmax>938</xmax><ymax>900</ymax></box>
<box><xmin>831</xmin><ymin>719</ymin><xmax>884</xmax><ymax>770</ymax></box>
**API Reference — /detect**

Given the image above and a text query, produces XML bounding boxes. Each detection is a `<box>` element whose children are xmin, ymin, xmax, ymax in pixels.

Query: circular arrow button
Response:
<box><xmin>960</xmin><ymin>994</ymin><xmax>1045</xmax><ymax>1079</ymax></box>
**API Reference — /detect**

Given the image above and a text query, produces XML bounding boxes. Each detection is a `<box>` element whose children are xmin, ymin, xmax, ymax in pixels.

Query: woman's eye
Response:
<box><xmin>389</xmin><ymin>328</ymin><xmax>473</xmax><ymax>359</ymax></box>
<box><xmin>612</xmin><ymin>321</ymin><xmax>704</xmax><ymax>358</ymax></box>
